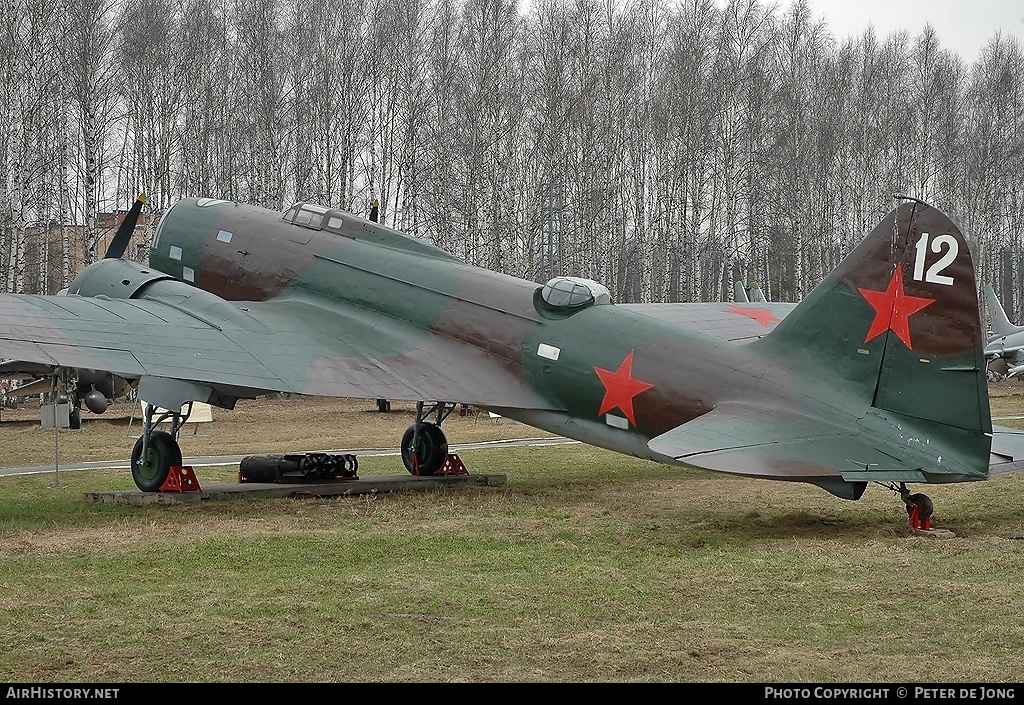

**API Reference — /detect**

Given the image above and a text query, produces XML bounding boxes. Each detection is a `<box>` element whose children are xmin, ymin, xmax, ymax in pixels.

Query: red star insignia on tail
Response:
<box><xmin>594</xmin><ymin>349</ymin><xmax>654</xmax><ymax>427</ymax></box>
<box><xmin>858</xmin><ymin>269</ymin><xmax>935</xmax><ymax>349</ymax></box>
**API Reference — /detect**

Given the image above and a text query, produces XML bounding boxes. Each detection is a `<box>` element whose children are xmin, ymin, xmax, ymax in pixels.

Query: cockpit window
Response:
<box><xmin>540</xmin><ymin>277</ymin><xmax>612</xmax><ymax>309</ymax></box>
<box><xmin>283</xmin><ymin>203</ymin><xmax>333</xmax><ymax>230</ymax></box>
<box><xmin>284</xmin><ymin>203</ymin><xmax>352</xmax><ymax>236</ymax></box>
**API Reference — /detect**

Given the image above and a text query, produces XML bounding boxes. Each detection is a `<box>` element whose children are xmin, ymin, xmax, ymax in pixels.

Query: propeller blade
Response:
<box><xmin>104</xmin><ymin>193</ymin><xmax>147</xmax><ymax>259</ymax></box>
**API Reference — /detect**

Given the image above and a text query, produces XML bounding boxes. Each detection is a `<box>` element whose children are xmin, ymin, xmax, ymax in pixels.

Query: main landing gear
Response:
<box><xmin>57</xmin><ymin>368</ymin><xmax>83</xmax><ymax>430</ymax></box>
<box><xmin>402</xmin><ymin>401</ymin><xmax>467</xmax><ymax>476</ymax></box>
<box><xmin>131</xmin><ymin>401</ymin><xmax>188</xmax><ymax>491</ymax></box>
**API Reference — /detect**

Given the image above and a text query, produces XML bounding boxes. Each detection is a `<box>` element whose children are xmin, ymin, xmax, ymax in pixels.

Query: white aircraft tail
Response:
<box><xmin>733</xmin><ymin>281</ymin><xmax>767</xmax><ymax>303</ymax></box>
<box><xmin>985</xmin><ymin>284</ymin><xmax>1024</xmax><ymax>337</ymax></box>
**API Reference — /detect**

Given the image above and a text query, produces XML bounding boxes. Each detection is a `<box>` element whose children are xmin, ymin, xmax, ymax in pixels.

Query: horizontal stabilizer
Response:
<box><xmin>618</xmin><ymin>302</ymin><xmax>794</xmax><ymax>342</ymax></box>
<box><xmin>989</xmin><ymin>424</ymin><xmax>1024</xmax><ymax>476</ymax></box>
<box><xmin>647</xmin><ymin>402</ymin><xmax>925</xmax><ymax>484</ymax></box>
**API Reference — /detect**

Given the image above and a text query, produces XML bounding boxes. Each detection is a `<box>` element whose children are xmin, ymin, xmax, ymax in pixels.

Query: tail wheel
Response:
<box><xmin>906</xmin><ymin>493</ymin><xmax>934</xmax><ymax>520</ymax></box>
<box><xmin>131</xmin><ymin>430</ymin><xmax>183</xmax><ymax>491</ymax></box>
<box><xmin>401</xmin><ymin>422</ymin><xmax>448</xmax><ymax>476</ymax></box>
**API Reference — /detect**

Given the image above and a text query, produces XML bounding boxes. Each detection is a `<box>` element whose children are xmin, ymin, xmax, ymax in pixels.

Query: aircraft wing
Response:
<box><xmin>617</xmin><ymin>302</ymin><xmax>796</xmax><ymax>342</ymax></box>
<box><xmin>0</xmin><ymin>290</ymin><xmax>549</xmax><ymax>409</ymax></box>
<box><xmin>0</xmin><ymin>359</ymin><xmax>56</xmax><ymax>379</ymax></box>
<box><xmin>985</xmin><ymin>337</ymin><xmax>1024</xmax><ymax>357</ymax></box>
<box><xmin>648</xmin><ymin>402</ymin><xmax>946</xmax><ymax>486</ymax></box>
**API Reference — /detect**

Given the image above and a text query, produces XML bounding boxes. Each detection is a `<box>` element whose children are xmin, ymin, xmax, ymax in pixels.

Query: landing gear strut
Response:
<box><xmin>60</xmin><ymin>369</ymin><xmax>82</xmax><ymax>430</ymax></box>
<box><xmin>131</xmin><ymin>401</ymin><xmax>187</xmax><ymax>491</ymax></box>
<box><xmin>402</xmin><ymin>401</ymin><xmax>454</xmax><ymax>475</ymax></box>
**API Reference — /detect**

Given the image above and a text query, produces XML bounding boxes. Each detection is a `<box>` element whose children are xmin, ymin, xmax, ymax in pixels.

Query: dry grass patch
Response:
<box><xmin>2</xmin><ymin>385</ymin><xmax>1024</xmax><ymax>681</ymax></box>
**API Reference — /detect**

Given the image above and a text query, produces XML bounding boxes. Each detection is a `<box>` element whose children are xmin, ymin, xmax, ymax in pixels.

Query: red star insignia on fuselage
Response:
<box><xmin>858</xmin><ymin>268</ymin><xmax>935</xmax><ymax>349</ymax></box>
<box><xmin>594</xmin><ymin>349</ymin><xmax>654</xmax><ymax>427</ymax></box>
<box><xmin>727</xmin><ymin>304</ymin><xmax>781</xmax><ymax>327</ymax></box>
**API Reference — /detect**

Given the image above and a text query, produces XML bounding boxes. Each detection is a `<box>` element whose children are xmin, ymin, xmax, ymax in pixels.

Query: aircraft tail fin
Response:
<box><xmin>984</xmin><ymin>284</ymin><xmax>1024</xmax><ymax>337</ymax></box>
<box><xmin>733</xmin><ymin>281</ymin><xmax>749</xmax><ymax>303</ymax></box>
<box><xmin>754</xmin><ymin>198</ymin><xmax>990</xmax><ymax>441</ymax></box>
<box><xmin>733</xmin><ymin>281</ymin><xmax>767</xmax><ymax>303</ymax></box>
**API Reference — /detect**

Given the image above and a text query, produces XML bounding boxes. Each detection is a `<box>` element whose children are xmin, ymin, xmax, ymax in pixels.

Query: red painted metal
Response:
<box><xmin>906</xmin><ymin>505</ymin><xmax>932</xmax><ymax>531</ymax></box>
<box><xmin>436</xmin><ymin>454</ymin><xmax>469</xmax><ymax>476</ymax></box>
<box><xmin>160</xmin><ymin>466</ymin><xmax>202</xmax><ymax>492</ymax></box>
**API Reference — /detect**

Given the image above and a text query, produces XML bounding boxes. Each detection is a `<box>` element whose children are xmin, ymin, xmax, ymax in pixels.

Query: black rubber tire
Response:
<box><xmin>401</xmin><ymin>422</ymin><xmax>448</xmax><ymax>476</ymax></box>
<box><xmin>907</xmin><ymin>493</ymin><xmax>934</xmax><ymax>520</ymax></box>
<box><xmin>131</xmin><ymin>430</ymin><xmax>183</xmax><ymax>492</ymax></box>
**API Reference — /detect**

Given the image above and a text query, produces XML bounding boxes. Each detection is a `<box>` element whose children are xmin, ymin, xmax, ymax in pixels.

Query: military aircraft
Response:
<box><xmin>982</xmin><ymin>284</ymin><xmax>1024</xmax><ymax>378</ymax></box>
<box><xmin>1</xmin><ymin>193</ymin><xmax>1023</xmax><ymax>527</ymax></box>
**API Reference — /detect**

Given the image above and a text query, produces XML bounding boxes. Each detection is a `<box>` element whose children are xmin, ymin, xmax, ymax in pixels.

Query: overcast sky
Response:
<box><xmin>798</xmin><ymin>0</ymin><xmax>1024</xmax><ymax>62</ymax></box>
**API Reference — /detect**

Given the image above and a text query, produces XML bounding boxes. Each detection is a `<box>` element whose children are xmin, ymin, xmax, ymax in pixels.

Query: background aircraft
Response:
<box><xmin>983</xmin><ymin>284</ymin><xmax>1024</xmax><ymax>378</ymax></box>
<box><xmin>734</xmin><ymin>280</ymin><xmax>769</xmax><ymax>303</ymax></box>
<box><xmin>1</xmin><ymin>194</ymin><xmax>1022</xmax><ymax>528</ymax></box>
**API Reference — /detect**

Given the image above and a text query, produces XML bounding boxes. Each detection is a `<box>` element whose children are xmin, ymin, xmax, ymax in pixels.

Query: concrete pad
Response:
<box><xmin>915</xmin><ymin>527</ymin><xmax>956</xmax><ymax>539</ymax></box>
<box><xmin>83</xmin><ymin>472</ymin><xmax>506</xmax><ymax>505</ymax></box>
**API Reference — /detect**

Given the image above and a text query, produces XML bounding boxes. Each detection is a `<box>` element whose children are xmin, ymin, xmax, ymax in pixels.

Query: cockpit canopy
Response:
<box><xmin>282</xmin><ymin>202</ymin><xmax>347</xmax><ymax>234</ymax></box>
<box><xmin>539</xmin><ymin>276</ymin><xmax>612</xmax><ymax>309</ymax></box>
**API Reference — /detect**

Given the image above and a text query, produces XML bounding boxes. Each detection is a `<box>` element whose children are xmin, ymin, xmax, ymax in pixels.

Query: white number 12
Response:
<box><xmin>912</xmin><ymin>232</ymin><xmax>957</xmax><ymax>285</ymax></box>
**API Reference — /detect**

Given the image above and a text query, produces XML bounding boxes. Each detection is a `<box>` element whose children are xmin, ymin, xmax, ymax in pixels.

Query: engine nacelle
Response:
<box><xmin>67</xmin><ymin>258</ymin><xmax>175</xmax><ymax>299</ymax></box>
<box><xmin>66</xmin><ymin>258</ymin><xmax>262</xmax><ymax>330</ymax></box>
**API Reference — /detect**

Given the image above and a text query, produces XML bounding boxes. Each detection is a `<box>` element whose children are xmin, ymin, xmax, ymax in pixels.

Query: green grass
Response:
<box><xmin>2</xmin><ymin>445</ymin><xmax>1024</xmax><ymax>682</ymax></box>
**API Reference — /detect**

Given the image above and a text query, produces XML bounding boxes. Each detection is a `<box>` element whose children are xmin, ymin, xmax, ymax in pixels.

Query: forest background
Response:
<box><xmin>3</xmin><ymin>0</ymin><xmax>1024</xmax><ymax>319</ymax></box>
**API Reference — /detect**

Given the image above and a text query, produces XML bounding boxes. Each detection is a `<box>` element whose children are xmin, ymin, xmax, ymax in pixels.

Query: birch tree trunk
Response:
<box><xmin>65</xmin><ymin>0</ymin><xmax>123</xmax><ymax>267</ymax></box>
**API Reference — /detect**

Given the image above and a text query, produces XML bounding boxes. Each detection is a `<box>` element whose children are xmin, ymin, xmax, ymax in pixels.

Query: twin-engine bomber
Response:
<box><xmin>2</xmin><ymin>194</ymin><xmax>1024</xmax><ymax>528</ymax></box>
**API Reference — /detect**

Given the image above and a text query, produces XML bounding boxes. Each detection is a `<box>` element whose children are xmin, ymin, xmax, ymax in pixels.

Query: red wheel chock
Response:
<box><xmin>159</xmin><ymin>466</ymin><xmax>202</xmax><ymax>492</ymax></box>
<box><xmin>436</xmin><ymin>454</ymin><xmax>469</xmax><ymax>476</ymax></box>
<box><xmin>906</xmin><ymin>505</ymin><xmax>931</xmax><ymax>531</ymax></box>
<box><xmin>409</xmin><ymin>453</ymin><xmax>469</xmax><ymax>476</ymax></box>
